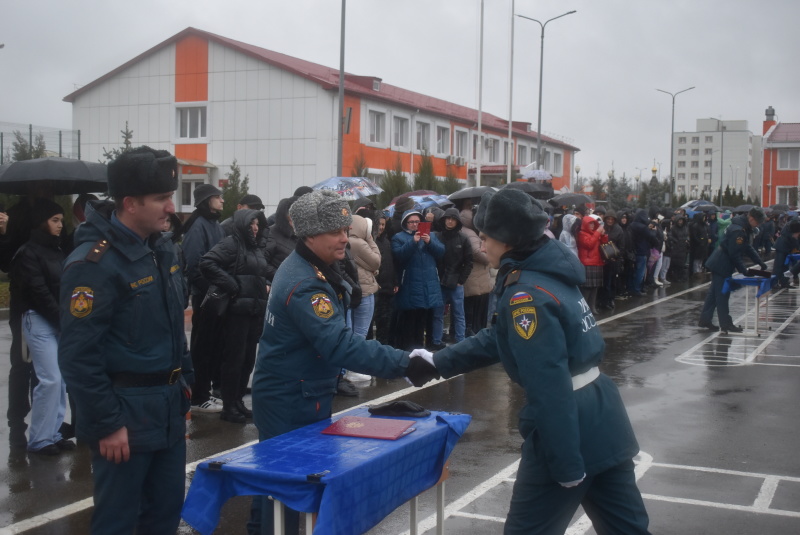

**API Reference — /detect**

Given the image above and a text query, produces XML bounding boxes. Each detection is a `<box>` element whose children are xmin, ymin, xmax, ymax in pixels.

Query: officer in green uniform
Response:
<box><xmin>59</xmin><ymin>147</ymin><xmax>193</xmax><ymax>534</ymax></box>
<box><xmin>410</xmin><ymin>189</ymin><xmax>650</xmax><ymax>534</ymax></box>
<box><xmin>249</xmin><ymin>190</ymin><xmax>438</xmax><ymax>534</ymax></box>
<box><xmin>699</xmin><ymin>207</ymin><xmax>767</xmax><ymax>332</ymax></box>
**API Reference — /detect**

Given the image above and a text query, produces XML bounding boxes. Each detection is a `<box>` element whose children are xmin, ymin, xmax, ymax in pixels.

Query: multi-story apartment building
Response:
<box><xmin>63</xmin><ymin>27</ymin><xmax>578</xmax><ymax>213</ymax></box>
<box><xmin>762</xmin><ymin>106</ymin><xmax>800</xmax><ymax>207</ymax></box>
<box><xmin>672</xmin><ymin>118</ymin><xmax>760</xmax><ymax>201</ymax></box>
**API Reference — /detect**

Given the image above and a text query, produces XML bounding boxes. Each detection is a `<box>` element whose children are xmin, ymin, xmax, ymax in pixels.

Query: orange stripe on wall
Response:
<box><xmin>175</xmin><ymin>145</ymin><xmax>207</xmax><ymax>161</ymax></box>
<box><xmin>175</xmin><ymin>36</ymin><xmax>208</xmax><ymax>102</ymax></box>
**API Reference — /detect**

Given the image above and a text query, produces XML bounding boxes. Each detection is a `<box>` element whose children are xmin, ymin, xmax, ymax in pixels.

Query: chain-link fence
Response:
<box><xmin>0</xmin><ymin>121</ymin><xmax>81</xmax><ymax>164</ymax></box>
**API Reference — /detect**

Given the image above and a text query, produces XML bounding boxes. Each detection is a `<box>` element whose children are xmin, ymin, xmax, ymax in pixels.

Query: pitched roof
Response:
<box><xmin>64</xmin><ymin>27</ymin><xmax>578</xmax><ymax>151</ymax></box>
<box><xmin>767</xmin><ymin>123</ymin><xmax>800</xmax><ymax>143</ymax></box>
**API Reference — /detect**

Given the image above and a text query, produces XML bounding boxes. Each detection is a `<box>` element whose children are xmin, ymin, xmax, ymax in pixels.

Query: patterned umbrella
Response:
<box><xmin>385</xmin><ymin>194</ymin><xmax>453</xmax><ymax>216</ymax></box>
<box><xmin>521</xmin><ymin>168</ymin><xmax>552</xmax><ymax>182</ymax></box>
<box><xmin>311</xmin><ymin>176</ymin><xmax>383</xmax><ymax>201</ymax></box>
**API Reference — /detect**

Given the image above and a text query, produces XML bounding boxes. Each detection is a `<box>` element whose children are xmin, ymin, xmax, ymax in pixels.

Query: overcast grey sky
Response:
<box><xmin>2</xmin><ymin>0</ymin><xmax>799</xmax><ymax>182</ymax></box>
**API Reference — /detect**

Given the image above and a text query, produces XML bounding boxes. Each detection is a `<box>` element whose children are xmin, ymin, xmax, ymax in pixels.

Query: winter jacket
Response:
<box><xmin>348</xmin><ymin>214</ymin><xmax>381</xmax><ymax>296</ymax></box>
<box><xmin>689</xmin><ymin>213</ymin><xmax>710</xmax><ymax>260</ymax></box>
<box><xmin>631</xmin><ymin>209</ymin><xmax>658</xmax><ymax>257</ymax></box>
<box><xmin>434</xmin><ymin>207</ymin><xmax>473</xmax><ymax>289</ymax></box>
<box><xmin>668</xmin><ymin>217</ymin><xmax>690</xmax><ymax>260</ymax></box>
<box><xmin>603</xmin><ymin>211</ymin><xmax>625</xmax><ymax>263</ymax></box>
<box><xmin>375</xmin><ymin>230</ymin><xmax>397</xmax><ymax>296</ymax></box>
<box><xmin>460</xmin><ymin>209</ymin><xmax>493</xmax><ymax>297</ymax></box>
<box><xmin>10</xmin><ymin>229</ymin><xmax>64</xmax><ymax>328</ymax></box>
<box><xmin>199</xmin><ymin>209</ymin><xmax>269</xmax><ymax>317</ymax></box>
<box><xmin>392</xmin><ymin>209</ymin><xmax>445</xmax><ymax>310</ymax></box>
<box><xmin>433</xmin><ymin>237</ymin><xmax>638</xmax><ymax>483</ymax></box>
<box><xmin>182</xmin><ymin>210</ymin><xmax>226</xmax><ymax>296</ymax></box>
<box><xmin>705</xmin><ymin>214</ymin><xmax>764</xmax><ymax>276</ymax></box>
<box><xmin>264</xmin><ymin>197</ymin><xmax>298</xmax><ymax>284</ymax></box>
<box><xmin>559</xmin><ymin>214</ymin><xmax>579</xmax><ymax>257</ymax></box>
<box><xmin>577</xmin><ymin>215</ymin><xmax>608</xmax><ymax>267</ymax></box>
<box><xmin>716</xmin><ymin>213</ymin><xmax>732</xmax><ymax>247</ymax></box>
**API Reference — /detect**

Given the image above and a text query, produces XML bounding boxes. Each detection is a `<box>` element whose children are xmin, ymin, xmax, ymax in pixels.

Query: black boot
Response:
<box><xmin>220</xmin><ymin>402</ymin><xmax>246</xmax><ymax>424</ymax></box>
<box><xmin>235</xmin><ymin>399</ymin><xmax>253</xmax><ymax>418</ymax></box>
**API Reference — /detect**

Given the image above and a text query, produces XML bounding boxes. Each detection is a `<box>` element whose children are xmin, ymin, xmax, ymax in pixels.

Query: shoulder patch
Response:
<box><xmin>85</xmin><ymin>239</ymin><xmax>110</xmax><ymax>263</ymax></box>
<box><xmin>70</xmin><ymin>287</ymin><xmax>94</xmax><ymax>318</ymax></box>
<box><xmin>512</xmin><ymin>307</ymin><xmax>537</xmax><ymax>339</ymax></box>
<box><xmin>509</xmin><ymin>291</ymin><xmax>533</xmax><ymax>306</ymax></box>
<box><xmin>311</xmin><ymin>293</ymin><xmax>334</xmax><ymax>318</ymax></box>
<box><xmin>503</xmin><ymin>270</ymin><xmax>521</xmax><ymax>287</ymax></box>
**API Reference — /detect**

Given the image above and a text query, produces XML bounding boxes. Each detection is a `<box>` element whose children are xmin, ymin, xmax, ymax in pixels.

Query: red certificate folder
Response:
<box><xmin>321</xmin><ymin>416</ymin><xmax>416</xmax><ymax>440</ymax></box>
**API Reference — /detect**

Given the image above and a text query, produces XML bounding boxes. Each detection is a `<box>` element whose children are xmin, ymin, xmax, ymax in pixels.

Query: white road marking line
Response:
<box><xmin>745</xmin><ymin>304</ymin><xmax>800</xmax><ymax>363</ymax></box>
<box><xmin>596</xmin><ymin>284</ymin><xmax>709</xmax><ymax>326</ymax></box>
<box><xmin>753</xmin><ymin>476</ymin><xmax>780</xmax><ymax>510</ymax></box>
<box><xmin>449</xmin><ymin>511</ymin><xmax>505</xmax><ymax>523</ymax></box>
<box><xmin>640</xmin><ymin>494</ymin><xmax>800</xmax><ymax>518</ymax></box>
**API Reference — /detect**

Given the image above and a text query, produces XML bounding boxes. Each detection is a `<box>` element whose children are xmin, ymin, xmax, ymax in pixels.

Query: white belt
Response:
<box><xmin>572</xmin><ymin>366</ymin><xmax>599</xmax><ymax>391</ymax></box>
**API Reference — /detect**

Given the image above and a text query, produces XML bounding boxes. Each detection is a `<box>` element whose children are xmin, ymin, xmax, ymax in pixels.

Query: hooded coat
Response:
<box><xmin>434</xmin><ymin>207</ymin><xmax>473</xmax><ymax>289</ymax></box>
<box><xmin>577</xmin><ymin>215</ymin><xmax>608</xmax><ymax>267</ymax></box>
<box><xmin>689</xmin><ymin>213</ymin><xmax>710</xmax><ymax>260</ymax></box>
<box><xmin>264</xmin><ymin>197</ymin><xmax>298</xmax><ymax>284</ymax></box>
<box><xmin>558</xmin><ymin>214</ymin><xmax>579</xmax><ymax>257</ymax></box>
<box><xmin>348</xmin><ymin>214</ymin><xmax>381</xmax><ymax>296</ymax></box>
<box><xmin>432</xmin><ymin>238</ymin><xmax>639</xmax><ymax>483</ymax></box>
<box><xmin>631</xmin><ymin>209</ymin><xmax>658</xmax><ymax>256</ymax></box>
<box><xmin>460</xmin><ymin>209</ymin><xmax>493</xmax><ymax>297</ymax></box>
<box><xmin>391</xmin><ymin>209</ymin><xmax>445</xmax><ymax>310</ymax></box>
<box><xmin>199</xmin><ymin>209</ymin><xmax>269</xmax><ymax>317</ymax></box>
<box><xmin>668</xmin><ymin>216</ymin><xmax>690</xmax><ymax>260</ymax></box>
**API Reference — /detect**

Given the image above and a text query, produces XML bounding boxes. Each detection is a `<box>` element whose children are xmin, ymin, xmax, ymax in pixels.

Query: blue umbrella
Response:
<box><xmin>311</xmin><ymin>176</ymin><xmax>383</xmax><ymax>201</ymax></box>
<box><xmin>385</xmin><ymin>194</ymin><xmax>453</xmax><ymax>216</ymax></box>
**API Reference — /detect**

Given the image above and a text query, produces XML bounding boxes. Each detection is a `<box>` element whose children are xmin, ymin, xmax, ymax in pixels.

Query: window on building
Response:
<box><xmin>369</xmin><ymin>110</ymin><xmax>386</xmax><ymax>144</ymax></box>
<box><xmin>678</xmin><ymin>161</ymin><xmax>686</xmax><ymax>168</ymax></box>
<box><xmin>543</xmin><ymin>149</ymin><xmax>551</xmax><ymax>170</ymax></box>
<box><xmin>503</xmin><ymin>141</ymin><xmax>510</xmax><ymax>165</ymax></box>
<box><xmin>180</xmin><ymin>180</ymin><xmax>205</xmax><ymax>210</ymax></box>
<box><xmin>678</xmin><ymin>173</ymin><xmax>686</xmax><ymax>180</ymax></box>
<box><xmin>472</xmin><ymin>134</ymin><xmax>478</xmax><ymax>160</ymax></box>
<box><xmin>677</xmin><ymin>185</ymin><xmax>686</xmax><ymax>196</ymax></box>
<box><xmin>678</xmin><ymin>149</ymin><xmax>686</xmax><ymax>156</ymax></box>
<box><xmin>691</xmin><ymin>148</ymin><xmax>699</xmax><ymax>156</ymax></box>
<box><xmin>553</xmin><ymin>153</ymin><xmax>562</xmax><ymax>174</ymax></box>
<box><xmin>705</xmin><ymin>148</ymin><xmax>712</xmax><ymax>155</ymax></box>
<box><xmin>518</xmin><ymin>145</ymin><xmax>528</xmax><ymax>166</ymax></box>
<box><xmin>704</xmin><ymin>161</ymin><xmax>711</xmax><ymax>168</ymax></box>
<box><xmin>778</xmin><ymin>149</ymin><xmax>800</xmax><ymax>169</ymax></box>
<box><xmin>691</xmin><ymin>173</ymin><xmax>698</xmax><ymax>181</ymax></box>
<box><xmin>691</xmin><ymin>161</ymin><xmax>699</xmax><ymax>168</ymax></box>
<box><xmin>177</xmin><ymin>106</ymin><xmax>207</xmax><ymax>139</ymax></box>
<box><xmin>436</xmin><ymin>126</ymin><xmax>450</xmax><ymax>154</ymax></box>
<box><xmin>455</xmin><ymin>130</ymin><xmax>468</xmax><ymax>158</ymax></box>
<box><xmin>416</xmin><ymin>121</ymin><xmax>430</xmax><ymax>152</ymax></box>
<box><xmin>393</xmin><ymin>116</ymin><xmax>409</xmax><ymax>148</ymax></box>
<box><xmin>704</xmin><ymin>173</ymin><xmax>712</xmax><ymax>181</ymax></box>
<box><xmin>487</xmin><ymin>138</ymin><xmax>500</xmax><ymax>163</ymax></box>
<box><xmin>678</xmin><ymin>136</ymin><xmax>686</xmax><ymax>144</ymax></box>
<box><xmin>705</xmin><ymin>136</ymin><xmax>713</xmax><ymax>143</ymax></box>
<box><xmin>692</xmin><ymin>136</ymin><xmax>700</xmax><ymax>143</ymax></box>
<box><xmin>702</xmin><ymin>185</ymin><xmax>711</xmax><ymax>194</ymax></box>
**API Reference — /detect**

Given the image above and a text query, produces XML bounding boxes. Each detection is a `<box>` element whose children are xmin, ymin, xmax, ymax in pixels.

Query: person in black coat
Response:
<box><xmin>371</xmin><ymin>215</ymin><xmax>398</xmax><ymax>345</ymax></box>
<box><xmin>772</xmin><ymin>219</ymin><xmax>800</xmax><ymax>288</ymax></box>
<box><xmin>689</xmin><ymin>213</ymin><xmax>710</xmax><ymax>274</ymax></box>
<box><xmin>10</xmin><ymin>199</ymin><xmax>74</xmax><ymax>454</ymax></box>
<box><xmin>667</xmin><ymin>216</ymin><xmax>690</xmax><ymax>282</ymax></box>
<box><xmin>264</xmin><ymin>196</ymin><xmax>299</xmax><ymax>287</ymax></box>
<box><xmin>200</xmin><ymin>209</ymin><xmax>269</xmax><ymax>423</ymax></box>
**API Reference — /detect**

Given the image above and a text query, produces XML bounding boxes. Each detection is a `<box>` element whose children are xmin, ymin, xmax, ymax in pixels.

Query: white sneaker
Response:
<box><xmin>344</xmin><ymin>371</ymin><xmax>372</xmax><ymax>382</ymax></box>
<box><xmin>192</xmin><ymin>400</ymin><xmax>222</xmax><ymax>413</ymax></box>
<box><xmin>784</xmin><ymin>270</ymin><xmax>792</xmax><ymax>279</ymax></box>
<box><xmin>654</xmin><ymin>280</ymin><xmax>664</xmax><ymax>287</ymax></box>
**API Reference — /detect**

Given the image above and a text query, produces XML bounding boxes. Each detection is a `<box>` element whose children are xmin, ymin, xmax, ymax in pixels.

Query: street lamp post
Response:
<box><xmin>575</xmin><ymin>164</ymin><xmax>581</xmax><ymax>191</ymax></box>
<box><xmin>516</xmin><ymin>10</ymin><xmax>576</xmax><ymax>170</ymax></box>
<box><xmin>656</xmin><ymin>86</ymin><xmax>695</xmax><ymax>204</ymax></box>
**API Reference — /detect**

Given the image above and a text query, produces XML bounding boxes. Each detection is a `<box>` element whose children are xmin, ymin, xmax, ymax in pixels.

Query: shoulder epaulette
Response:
<box><xmin>504</xmin><ymin>269</ymin><xmax>521</xmax><ymax>287</ymax></box>
<box><xmin>85</xmin><ymin>239</ymin><xmax>110</xmax><ymax>263</ymax></box>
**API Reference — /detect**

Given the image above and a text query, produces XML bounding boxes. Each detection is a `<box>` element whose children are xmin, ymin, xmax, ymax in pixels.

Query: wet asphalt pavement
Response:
<box><xmin>1</xmin><ymin>269</ymin><xmax>799</xmax><ymax>534</ymax></box>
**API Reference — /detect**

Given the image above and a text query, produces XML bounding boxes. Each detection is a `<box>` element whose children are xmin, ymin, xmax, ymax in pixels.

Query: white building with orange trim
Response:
<box><xmin>64</xmin><ymin>27</ymin><xmax>579</xmax><ymax>213</ymax></box>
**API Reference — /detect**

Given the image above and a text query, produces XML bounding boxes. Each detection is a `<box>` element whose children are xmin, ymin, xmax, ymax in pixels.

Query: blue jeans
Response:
<box><xmin>22</xmin><ymin>310</ymin><xmax>66</xmax><ymax>450</ymax></box>
<box><xmin>633</xmin><ymin>255</ymin><xmax>648</xmax><ymax>293</ymax></box>
<box><xmin>351</xmin><ymin>293</ymin><xmax>375</xmax><ymax>338</ymax></box>
<box><xmin>432</xmin><ymin>285</ymin><xmax>466</xmax><ymax>344</ymax></box>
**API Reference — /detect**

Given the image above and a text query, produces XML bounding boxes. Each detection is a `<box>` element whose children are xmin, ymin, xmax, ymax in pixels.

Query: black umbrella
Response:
<box><xmin>548</xmin><ymin>192</ymin><xmax>593</xmax><ymax>207</ymax></box>
<box><xmin>0</xmin><ymin>157</ymin><xmax>108</xmax><ymax>195</ymax></box>
<box><xmin>448</xmin><ymin>186</ymin><xmax>496</xmax><ymax>201</ymax></box>
<box><xmin>769</xmin><ymin>203</ymin><xmax>791</xmax><ymax>212</ymax></box>
<box><xmin>732</xmin><ymin>204</ymin><xmax>755</xmax><ymax>214</ymax></box>
<box><xmin>693</xmin><ymin>203</ymin><xmax>719</xmax><ymax>213</ymax></box>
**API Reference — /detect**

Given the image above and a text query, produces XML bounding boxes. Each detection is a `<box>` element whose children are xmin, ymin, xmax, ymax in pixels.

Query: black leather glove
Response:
<box><xmin>760</xmin><ymin>262</ymin><xmax>768</xmax><ymax>271</ymax></box>
<box><xmin>405</xmin><ymin>357</ymin><xmax>441</xmax><ymax>387</ymax></box>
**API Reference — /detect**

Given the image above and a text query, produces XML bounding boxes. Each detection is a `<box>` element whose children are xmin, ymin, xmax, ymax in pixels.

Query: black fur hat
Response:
<box><xmin>474</xmin><ymin>188</ymin><xmax>548</xmax><ymax>246</ymax></box>
<box><xmin>107</xmin><ymin>146</ymin><xmax>178</xmax><ymax>198</ymax></box>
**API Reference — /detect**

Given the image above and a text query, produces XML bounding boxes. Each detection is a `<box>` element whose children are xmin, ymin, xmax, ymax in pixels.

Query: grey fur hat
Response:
<box><xmin>289</xmin><ymin>190</ymin><xmax>353</xmax><ymax>238</ymax></box>
<box><xmin>474</xmin><ymin>188</ymin><xmax>548</xmax><ymax>246</ymax></box>
<box><xmin>748</xmin><ymin>207</ymin><xmax>766</xmax><ymax>224</ymax></box>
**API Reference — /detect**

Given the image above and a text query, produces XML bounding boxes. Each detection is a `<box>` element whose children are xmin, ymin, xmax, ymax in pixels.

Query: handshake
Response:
<box><xmin>405</xmin><ymin>349</ymin><xmax>441</xmax><ymax>387</ymax></box>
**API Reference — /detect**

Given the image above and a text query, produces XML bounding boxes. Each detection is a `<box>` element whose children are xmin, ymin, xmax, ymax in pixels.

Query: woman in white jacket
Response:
<box><xmin>559</xmin><ymin>213</ymin><xmax>579</xmax><ymax>257</ymax></box>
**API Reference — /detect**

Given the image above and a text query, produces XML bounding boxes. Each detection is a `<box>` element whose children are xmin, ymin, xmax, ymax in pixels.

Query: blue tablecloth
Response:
<box><xmin>181</xmin><ymin>408</ymin><xmax>471</xmax><ymax>535</ymax></box>
<box><xmin>785</xmin><ymin>253</ymin><xmax>800</xmax><ymax>265</ymax></box>
<box><xmin>722</xmin><ymin>276</ymin><xmax>777</xmax><ymax>298</ymax></box>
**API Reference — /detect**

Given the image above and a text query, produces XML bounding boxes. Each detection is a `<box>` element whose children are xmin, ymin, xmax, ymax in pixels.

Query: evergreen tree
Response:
<box><xmin>102</xmin><ymin>122</ymin><xmax>134</xmax><ymax>162</ymax></box>
<box><xmin>377</xmin><ymin>156</ymin><xmax>410</xmax><ymax>210</ymax></box>
<box><xmin>220</xmin><ymin>159</ymin><xmax>249</xmax><ymax>221</ymax></box>
<box><xmin>439</xmin><ymin>167</ymin><xmax>462</xmax><ymax>196</ymax></box>
<box><xmin>350</xmin><ymin>148</ymin><xmax>368</xmax><ymax>178</ymax></box>
<box><xmin>412</xmin><ymin>152</ymin><xmax>437</xmax><ymax>192</ymax></box>
<box><xmin>589</xmin><ymin>177</ymin><xmax>605</xmax><ymax>201</ymax></box>
<box><xmin>12</xmin><ymin>130</ymin><xmax>46</xmax><ymax>161</ymax></box>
